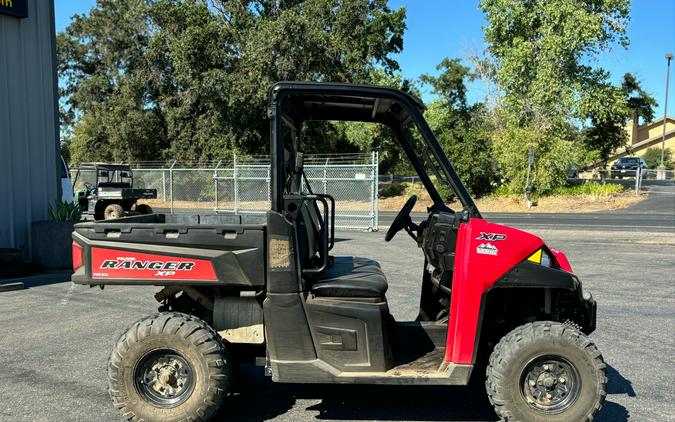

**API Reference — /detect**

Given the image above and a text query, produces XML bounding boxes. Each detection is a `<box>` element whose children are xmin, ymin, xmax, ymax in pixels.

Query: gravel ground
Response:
<box><xmin>0</xmin><ymin>225</ymin><xmax>674</xmax><ymax>422</ymax></box>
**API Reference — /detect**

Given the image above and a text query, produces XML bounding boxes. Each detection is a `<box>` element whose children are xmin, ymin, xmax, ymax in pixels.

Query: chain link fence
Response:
<box><xmin>634</xmin><ymin>168</ymin><xmax>675</xmax><ymax>196</ymax></box>
<box><xmin>73</xmin><ymin>153</ymin><xmax>379</xmax><ymax>231</ymax></box>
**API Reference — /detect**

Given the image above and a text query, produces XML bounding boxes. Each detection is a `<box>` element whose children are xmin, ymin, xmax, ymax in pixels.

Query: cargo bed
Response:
<box><xmin>72</xmin><ymin>213</ymin><xmax>267</xmax><ymax>287</ymax></box>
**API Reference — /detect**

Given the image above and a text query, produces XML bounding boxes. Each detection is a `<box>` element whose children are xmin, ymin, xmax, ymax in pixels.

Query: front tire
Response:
<box><xmin>486</xmin><ymin>321</ymin><xmax>606</xmax><ymax>422</ymax></box>
<box><xmin>108</xmin><ymin>312</ymin><xmax>230</xmax><ymax>422</ymax></box>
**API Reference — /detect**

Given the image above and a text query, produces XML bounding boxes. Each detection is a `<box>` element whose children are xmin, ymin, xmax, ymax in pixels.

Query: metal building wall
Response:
<box><xmin>0</xmin><ymin>0</ymin><xmax>60</xmax><ymax>257</ymax></box>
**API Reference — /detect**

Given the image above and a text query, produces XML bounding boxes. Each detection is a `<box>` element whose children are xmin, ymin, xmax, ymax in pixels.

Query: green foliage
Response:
<box><xmin>480</xmin><ymin>0</ymin><xmax>631</xmax><ymax>191</ymax></box>
<box><xmin>421</xmin><ymin>58</ymin><xmax>498</xmax><ymax>197</ymax></box>
<box><xmin>424</xmin><ymin>101</ymin><xmax>498</xmax><ymax>197</ymax></box>
<box><xmin>420</xmin><ymin>58</ymin><xmax>470</xmax><ymax>110</ymax></box>
<box><xmin>402</xmin><ymin>182</ymin><xmax>420</xmax><ymax>198</ymax></box>
<box><xmin>492</xmin><ymin>181</ymin><xmax>623</xmax><ymax>198</ymax></box>
<box><xmin>59</xmin><ymin>0</ymin><xmax>406</xmax><ymax>163</ymax></box>
<box><xmin>491</xmin><ymin>120</ymin><xmax>575</xmax><ymax>194</ymax></box>
<box><xmin>550</xmin><ymin>182</ymin><xmax>624</xmax><ymax>197</ymax></box>
<box><xmin>48</xmin><ymin>200</ymin><xmax>82</xmax><ymax>222</ymax></box>
<box><xmin>378</xmin><ymin>182</ymin><xmax>405</xmax><ymax>198</ymax></box>
<box><xmin>480</xmin><ymin>0</ymin><xmax>630</xmax><ymax>121</ymax></box>
<box><xmin>643</xmin><ymin>147</ymin><xmax>674</xmax><ymax>169</ymax></box>
<box><xmin>622</xmin><ymin>73</ymin><xmax>658</xmax><ymax>124</ymax></box>
<box><xmin>580</xmin><ymin>73</ymin><xmax>658</xmax><ymax>168</ymax></box>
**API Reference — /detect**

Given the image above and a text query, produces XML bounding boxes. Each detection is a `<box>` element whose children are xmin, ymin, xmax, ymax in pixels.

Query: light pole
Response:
<box><xmin>659</xmin><ymin>52</ymin><xmax>672</xmax><ymax>177</ymax></box>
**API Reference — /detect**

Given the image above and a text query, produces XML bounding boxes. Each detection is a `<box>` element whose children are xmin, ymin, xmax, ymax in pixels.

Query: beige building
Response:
<box><xmin>620</xmin><ymin>116</ymin><xmax>675</xmax><ymax>162</ymax></box>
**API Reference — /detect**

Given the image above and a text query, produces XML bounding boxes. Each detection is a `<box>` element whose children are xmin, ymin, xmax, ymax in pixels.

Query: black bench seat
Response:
<box><xmin>310</xmin><ymin>256</ymin><xmax>388</xmax><ymax>298</ymax></box>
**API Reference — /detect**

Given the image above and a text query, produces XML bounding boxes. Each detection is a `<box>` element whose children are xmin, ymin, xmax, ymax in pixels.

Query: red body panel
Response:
<box><xmin>445</xmin><ymin>218</ymin><xmax>544</xmax><ymax>364</ymax></box>
<box><xmin>72</xmin><ymin>241</ymin><xmax>83</xmax><ymax>272</ymax></box>
<box><xmin>549</xmin><ymin>247</ymin><xmax>572</xmax><ymax>272</ymax></box>
<box><xmin>90</xmin><ymin>248</ymin><xmax>217</xmax><ymax>281</ymax></box>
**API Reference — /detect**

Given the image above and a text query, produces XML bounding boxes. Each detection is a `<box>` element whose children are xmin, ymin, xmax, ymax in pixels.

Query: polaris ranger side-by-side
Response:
<box><xmin>73</xmin><ymin>163</ymin><xmax>157</xmax><ymax>220</ymax></box>
<box><xmin>72</xmin><ymin>82</ymin><xmax>604</xmax><ymax>422</ymax></box>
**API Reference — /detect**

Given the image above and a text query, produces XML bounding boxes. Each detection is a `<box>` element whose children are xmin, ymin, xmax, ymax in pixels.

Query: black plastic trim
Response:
<box><xmin>494</xmin><ymin>261</ymin><xmax>580</xmax><ymax>290</ymax></box>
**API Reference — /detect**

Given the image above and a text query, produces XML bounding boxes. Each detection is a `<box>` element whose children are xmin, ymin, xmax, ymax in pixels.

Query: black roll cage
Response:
<box><xmin>267</xmin><ymin>81</ymin><xmax>480</xmax><ymax>218</ymax></box>
<box><xmin>73</xmin><ymin>163</ymin><xmax>134</xmax><ymax>188</ymax></box>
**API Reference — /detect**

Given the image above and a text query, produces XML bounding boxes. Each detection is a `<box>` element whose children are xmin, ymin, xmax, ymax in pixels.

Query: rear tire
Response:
<box><xmin>104</xmin><ymin>203</ymin><xmax>125</xmax><ymax>220</ymax></box>
<box><xmin>108</xmin><ymin>312</ymin><xmax>230</xmax><ymax>422</ymax></box>
<box><xmin>486</xmin><ymin>321</ymin><xmax>606</xmax><ymax>422</ymax></box>
<box><xmin>136</xmin><ymin>204</ymin><xmax>153</xmax><ymax>215</ymax></box>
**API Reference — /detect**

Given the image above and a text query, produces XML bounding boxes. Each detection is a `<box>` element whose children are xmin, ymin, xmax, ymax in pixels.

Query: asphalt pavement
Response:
<box><xmin>0</xmin><ymin>186</ymin><xmax>673</xmax><ymax>422</ymax></box>
<box><xmin>380</xmin><ymin>183</ymin><xmax>675</xmax><ymax>232</ymax></box>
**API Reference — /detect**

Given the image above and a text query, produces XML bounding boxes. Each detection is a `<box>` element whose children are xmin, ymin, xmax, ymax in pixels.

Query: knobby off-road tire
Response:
<box><xmin>108</xmin><ymin>312</ymin><xmax>230</xmax><ymax>422</ymax></box>
<box><xmin>104</xmin><ymin>203</ymin><xmax>125</xmax><ymax>220</ymax></box>
<box><xmin>486</xmin><ymin>321</ymin><xmax>606</xmax><ymax>422</ymax></box>
<box><xmin>136</xmin><ymin>204</ymin><xmax>153</xmax><ymax>215</ymax></box>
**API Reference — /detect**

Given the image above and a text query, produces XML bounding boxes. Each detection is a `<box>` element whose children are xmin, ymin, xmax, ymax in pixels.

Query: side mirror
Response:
<box><xmin>120</xmin><ymin>171</ymin><xmax>131</xmax><ymax>178</ymax></box>
<box><xmin>99</xmin><ymin>170</ymin><xmax>109</xmax><ymax>177</ymax></box>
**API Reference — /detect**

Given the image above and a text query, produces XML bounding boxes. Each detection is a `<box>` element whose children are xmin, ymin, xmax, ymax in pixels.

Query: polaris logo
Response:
<box><xmin>100</xmin><ymin>259</ymin><xmax>196</xmax><ymax>272</ymax></box>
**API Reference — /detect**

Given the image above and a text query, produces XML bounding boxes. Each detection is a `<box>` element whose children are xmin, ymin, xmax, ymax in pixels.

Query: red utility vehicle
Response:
<box><xmin>72</xmin><ymin>82</ymin><xmax>604</xmax><ymax>422</ymax></box>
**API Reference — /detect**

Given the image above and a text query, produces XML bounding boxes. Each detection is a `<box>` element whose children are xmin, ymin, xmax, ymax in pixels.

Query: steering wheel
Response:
<box><xmin>385</xmin><ymin>195</ymin><xmax>417</xmax><ymax>242</ymax></box>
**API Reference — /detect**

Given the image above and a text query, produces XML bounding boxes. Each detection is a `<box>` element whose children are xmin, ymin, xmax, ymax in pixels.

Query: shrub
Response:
<box><xmin>642</xmin><ymin>147</ymin><xmax>673</xmax><ymax>169</ymax></box>
<box><xmin>48</xmin><ymin>200</ymin><xmax>82</xmax><ymax>222</ymax></box>
<box><xmin>379</xmin><ymin>182</ymin><xmax>405</xmax><ymax>198</ymax></box>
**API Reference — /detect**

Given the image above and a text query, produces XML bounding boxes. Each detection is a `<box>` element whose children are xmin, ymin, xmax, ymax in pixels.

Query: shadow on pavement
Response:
<box><xmin>594</xmin><ymin>363</ymin><xmax>634</xmax><ymax>422</ymax></box>
<box><xmin>17</xmin><ymin>271</ymin><xmax>72</xmax><ymax>288</ymax></box>
<box><xmin>0</xmin><ymin>270</ymin><xmax>72</xmax><ymax>290</ymax></box>
<box><xmin>218</xmin><ymin>365</ymin><xmax>497</xmax><ymax>421</ymax></box>
<box><xmin>218</xmin><ymin>363</ymin><xmax>634</xmax><ymax>422</ymax></box>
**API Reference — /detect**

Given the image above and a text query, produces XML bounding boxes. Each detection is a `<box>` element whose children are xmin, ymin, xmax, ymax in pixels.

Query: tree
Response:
<box><xmin>579</xmin><ymin>80</ymin><xmax>629</xmax><ymax>172</ymax></box>
<box><xmin>581</xmin><ymin>74</ymin><xmax>657</xmax><ymax>172</ymax></box>
<box><xmin>421</xmin><ymin>58</ymin><xmax>498</xmax><ymax>196</ymax></box>
<box><xmin>479</xmin><ymin>0</ymin><xmax>631</xmax><ymax>193</ymax></box>
<box><xmin>643</xmin><ymin>147</ymin><xmax>673</xmax><ymax>170</ymax></box>
<box><xmin>622</xmin><ymin>73</ymin><xmax>658</xmax><ymax>125</ymax></box>
<box><xmin>58</xmin><ymin>0</ymin><xmax>406</xmax><ymax>163</ymax></box>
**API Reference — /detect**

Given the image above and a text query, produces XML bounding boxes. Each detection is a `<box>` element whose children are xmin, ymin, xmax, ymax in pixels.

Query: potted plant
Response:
<box><xmin>31</xmin><ymin>201</ymin><xmax>82</xmax><ymax>269</ymax></box>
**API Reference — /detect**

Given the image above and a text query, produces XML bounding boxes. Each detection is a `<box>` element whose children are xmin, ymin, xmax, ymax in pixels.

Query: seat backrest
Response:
<box><xmin>296</xmin><ymin>200</ymin><xmax>325</xmax><ymax>271</ymax></box>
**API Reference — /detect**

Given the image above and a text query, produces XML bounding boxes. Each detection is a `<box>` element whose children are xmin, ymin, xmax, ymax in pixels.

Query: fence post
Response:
<box><xmin>162</xmin><ymin>170</ymin><xmax>166</xmax><ymax>201</ymax></box>
<box><xmin>635</xmin><ymin>166</ymin><xmax>641</xmax><ymax>195</ymax></box>
<box><xmin>266</xmin><ymin>165</ymin><xmax>271</xmax><ymax>208</ymax></box>
<box><xmin>233</xmin><ymin>154</ymin><xmax>239</xmax><ymax>214</ymax></box>
<box><xmin>213</xmin><ymin>160</ymin><xmax>222</xmax><ymax>211</ymax></box>
<box><xmin>373</xmin><ymin>151</ymin><xmax>379</xmax><ymax>231</ymax></box>
<box><xmin>323</xmin><ymin>158</ymin><xmax>329</xmax><ymax>194</ymax></box>
<box><xmin>524</xmin><ymin>148</ymin><xmax>534</xmax><ymax>207</ymax></box>
<box><xmin>368</xmin><ymin>151</ymin><xmax>375</xmax><ymax>231</ymax></box>
<box><xmin>169</xmin><ymin>160</ymin><xmax>176</xmax><ymax>213</ymax></box>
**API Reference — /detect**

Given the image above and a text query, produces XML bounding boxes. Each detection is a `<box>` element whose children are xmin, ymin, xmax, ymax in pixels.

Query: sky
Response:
<box><xmin>55</xmin><ymin>0</ymin><xmax>675</xmax><ymax>118</ymax></box>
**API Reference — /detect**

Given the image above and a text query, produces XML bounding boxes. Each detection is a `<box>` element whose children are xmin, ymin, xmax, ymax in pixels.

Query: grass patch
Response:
<box><xmin>488</xmin><ymin>181</ymin><xmax>625</xmax><ymax>199</ymax></box>
<box><xmin>550</xmin><ymin>182</ymin><xmax>624</xmax><ymax>197</ymax></box>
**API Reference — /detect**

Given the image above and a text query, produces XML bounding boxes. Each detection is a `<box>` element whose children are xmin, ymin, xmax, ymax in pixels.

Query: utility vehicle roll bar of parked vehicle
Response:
<box><xmin>72</xmin><ymin>82</ymin><xmax>604</xmax><ymax>422</ymax></box>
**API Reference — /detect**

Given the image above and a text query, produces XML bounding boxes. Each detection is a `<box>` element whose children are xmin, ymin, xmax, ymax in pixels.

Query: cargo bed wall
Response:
<box><xmin>71</xmin><ymin>214</ymin><xmax>267</xmax><ymax>287</ymax></box>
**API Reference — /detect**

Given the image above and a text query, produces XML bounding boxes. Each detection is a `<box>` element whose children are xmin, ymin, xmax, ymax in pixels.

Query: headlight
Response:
<box><xmin>527</xmin><ymin>248</ymin><xmax>554</xmax><ymax>267</ymax></box>
<box><xmin>540</xmin><ymin>251</ymin><xmax>552</xmax><ymax>267</ymax></box>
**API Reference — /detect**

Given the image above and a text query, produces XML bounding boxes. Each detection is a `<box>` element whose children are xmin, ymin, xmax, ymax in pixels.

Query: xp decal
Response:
<box><xmin>475</xmin><ymin>232</ymin><xmax>507</xmax><ymax>241</ymax></box>
<box><xmin>91</xmin><ymin>248</ymin><xmax>217</xmax><ymax>280</ymax></box>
